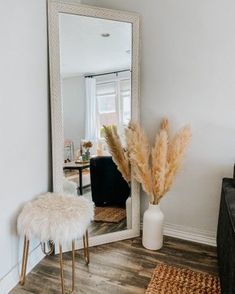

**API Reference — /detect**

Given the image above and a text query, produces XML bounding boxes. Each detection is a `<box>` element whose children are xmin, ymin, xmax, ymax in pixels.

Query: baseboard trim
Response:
<box><xmin>140</xmin><ymin>222</ymin><xmax>217</xmax><ymax>247</ymax></box>
<box><xmin>0</xmin><ymin>244</ymin><xmax>44</xmax><ymax>293</ymax></box>
<box><xmin>164</xmin><ymin>223</ymin><xmax>217</xmax><ymax>247</ymax></box>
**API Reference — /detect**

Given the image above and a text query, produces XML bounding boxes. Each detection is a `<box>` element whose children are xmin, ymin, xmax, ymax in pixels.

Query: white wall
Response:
<box><xmin>0</xmin><ymin>0</ymin><xmax>49</xmax><ymax>292</ymax></box>
<box><xmin>62</xmin><ymin>75</ymin><xmax>86</xmax><ymax>151</ymax></box>
<box><xmin>82</xmin><ymin>0</ymin><xmax>235</xmax><ymax>240</ymax></box>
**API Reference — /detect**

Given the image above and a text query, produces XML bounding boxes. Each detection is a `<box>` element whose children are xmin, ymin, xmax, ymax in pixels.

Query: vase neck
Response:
<box><xmin>148</xmin><ymin>203</ymin><xmax>161</xmax><ymax>211</ymax></box>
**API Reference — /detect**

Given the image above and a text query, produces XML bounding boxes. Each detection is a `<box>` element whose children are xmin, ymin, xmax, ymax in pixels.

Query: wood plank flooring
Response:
<box><xmin>89</xmin><ymin>219</ymin><xmax>127</xmax><ymax>237</ymax></box>
<box><xmin>11</xmin><ymin>236</ymin><xmax>218</xmax><ymax>294</ymax></box>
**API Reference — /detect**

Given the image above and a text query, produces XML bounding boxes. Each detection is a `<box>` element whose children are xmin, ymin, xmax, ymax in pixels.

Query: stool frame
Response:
<box><xmin>19</xmin><ymin>229</ymin><xmax>90</xmax><ymax>294</ymax></box>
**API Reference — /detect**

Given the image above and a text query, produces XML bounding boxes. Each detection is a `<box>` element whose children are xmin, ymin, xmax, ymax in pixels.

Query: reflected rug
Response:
<box><xmin>94</xmin><ymin>207</ymin><xmax>126</xmax><ymax>223</ymax></box>
<box><xmin>146</xmin><ymin>264</ymin><xmax>221</xmax><ymax>294</ymax></box>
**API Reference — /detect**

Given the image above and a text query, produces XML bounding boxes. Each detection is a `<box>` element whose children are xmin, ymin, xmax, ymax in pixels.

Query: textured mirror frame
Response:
<box><xmin>48</xmin><ymin>0</ymin><xmax>141</xmax><ymax>247</ymax></box>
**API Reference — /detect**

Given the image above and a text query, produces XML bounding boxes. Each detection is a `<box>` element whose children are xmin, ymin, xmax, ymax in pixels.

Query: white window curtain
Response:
<box><xmin>85</xmin><ymin>77</ymin><xmax>97</xmax><ymax>141</ymax></box>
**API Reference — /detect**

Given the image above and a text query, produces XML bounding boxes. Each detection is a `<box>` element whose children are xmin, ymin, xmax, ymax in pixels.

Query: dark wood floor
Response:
<box><xmin>11</xmin><ymin>236</ymin><xmax>218</xmax><ymax>294</ymax></box>
<box><xmin>89</xmin><ymin>219</ymin><xmax>127</xmax><ymax>237</ymax></box>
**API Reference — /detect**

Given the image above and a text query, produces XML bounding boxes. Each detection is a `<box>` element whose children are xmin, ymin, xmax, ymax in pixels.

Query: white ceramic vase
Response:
<box><xmin>142</xmin><ymin>204</ymin><xmax>164</xmax><ymax>250</ymax></box>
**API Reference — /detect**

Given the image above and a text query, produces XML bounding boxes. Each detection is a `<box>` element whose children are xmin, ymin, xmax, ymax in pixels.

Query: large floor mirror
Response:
<box><xmin>48</xmin><ymin>0</ymin><xmax>140</xmax><ymax>249</ymax></box>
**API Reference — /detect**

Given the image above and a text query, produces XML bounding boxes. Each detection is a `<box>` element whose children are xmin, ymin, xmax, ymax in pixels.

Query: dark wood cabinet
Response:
<box><xmin>217</xmin><ymin>177</ymin><xmax>235</xmax><ymax>294</ymax></box>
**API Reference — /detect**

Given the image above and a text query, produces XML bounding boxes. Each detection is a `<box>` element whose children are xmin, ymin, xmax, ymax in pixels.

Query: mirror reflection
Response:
<box><xmin>59</xmin><ymin>13</ymin><xmax>132</xmax><ymax>237</ymax></box>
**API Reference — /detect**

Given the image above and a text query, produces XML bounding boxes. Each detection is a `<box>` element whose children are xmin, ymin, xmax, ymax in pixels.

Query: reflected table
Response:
<box><xmin>63</xmin><ymin>161</ymin><xmax>90</xmax><ymax>195</ymax></box>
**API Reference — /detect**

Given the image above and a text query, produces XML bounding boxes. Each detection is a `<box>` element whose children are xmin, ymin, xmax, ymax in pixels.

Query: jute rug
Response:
<box><xmin>146</xmin><ymin>264</ymin><xmax>221</xmax><ymax>294</ymax></box>
<box><xmin>94</xmin><ymin>207</ymin><xmax>126</xmax><ymax>223</ymax></box>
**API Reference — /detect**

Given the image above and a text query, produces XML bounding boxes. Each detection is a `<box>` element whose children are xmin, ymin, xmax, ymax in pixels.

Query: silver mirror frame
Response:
<box><xmin>48</xmin><ymin>0</ymin><xmax>140</xmax><ymax>248</ymax></box>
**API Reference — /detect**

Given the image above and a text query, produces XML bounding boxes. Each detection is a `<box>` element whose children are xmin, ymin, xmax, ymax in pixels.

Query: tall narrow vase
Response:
<box><xmin>142</xmin><ymin>204</ymin><xmax>164</xmax><ymax>250</ymax></box>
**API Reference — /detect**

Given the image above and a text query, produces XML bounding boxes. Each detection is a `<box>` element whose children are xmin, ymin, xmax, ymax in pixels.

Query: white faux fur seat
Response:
<box><xmin>18</xmin><ymin>192</ymin><xmax>93</xmax><ymax>243</ymax></box>
<box><xmin>17</xmin><ymin>192</ymin><xmax>94</xmax><ymax>293</ymax></box>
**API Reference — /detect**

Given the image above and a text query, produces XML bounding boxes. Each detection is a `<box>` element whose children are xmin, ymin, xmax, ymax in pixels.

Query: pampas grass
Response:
<box><xmin>126</xmin><ymin>123</ymin><xmax>154</xmax><ymax>203</ymax></box>
<box><xmin>164</xmin><ymin>125</ymin><xmax>191</xmax><ymax>195</ymax></box>
<box><xmin>160</xmin><ymin>118</ymin><xmax>169</xmax><ymax>132</ymax></box>
<box><xmin>151</xmin><ymin>129</ymin><xmax>168</xmax><ymax>204</ymax></box>
<box><xmin>103</xmin><ymin>125</ymin><xmax>131</xmax><ymax>184</ymax></box>
<box><xmin>126</xmin><ymin>119</ymin><xmax>191</xmax><ymax>204</ymax></box>
<box><xmin>103</xmin><ymin>119</ymin><xmax>191</xmax><ymax>204</ymax></box>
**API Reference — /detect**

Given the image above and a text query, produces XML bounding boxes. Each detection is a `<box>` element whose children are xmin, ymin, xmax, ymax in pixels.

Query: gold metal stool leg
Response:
<box><xmin>59</xmin><ymin>241</ymin><xmax>76</xmax><ymax>294</ymax></box>
<box><xmin>72</xmin><ymin>240</ymin><xmax>75</xmax><ymax>292</ymax></box>
<box><xmin>82</xmin><ymin>235</ymin><xmax>86</xmax><ymax>259</ymax></box>
<box><xmin>20</xmin><ymin>236</ymin><xmax>30</xmax><ymax>286</ymax></box>
<box><xmin>20</xmin><ymin>238</ymin><xmax>76</xmax><ymax>293</ymax></box>
<box><xmin>59</xmin><ymin>244</ymin><xmax>65</xmax><ymax>294</ymax></box>
<box><xmin>83</xmin><ymin>229</ymin><xmax>90</xmax><ymax>265</ymax></box>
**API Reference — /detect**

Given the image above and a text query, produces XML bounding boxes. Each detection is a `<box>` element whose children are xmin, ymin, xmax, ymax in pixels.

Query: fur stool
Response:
<box><xmin>17</xmin><ymin>192</ymin><xmax>94</xmax><ymax>293</ymax></box>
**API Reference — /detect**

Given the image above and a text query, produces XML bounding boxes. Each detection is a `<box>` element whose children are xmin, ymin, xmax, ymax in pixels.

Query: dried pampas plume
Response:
<box><xmin>126</xmin><ymin>123</ymin><xmax>154</xmax><ymax>203</ymax></box>
<box><xmin>160</xmin><ymin>118</ymin><xmax>169</xmax><ymax>132</ymax></box>
<box><xmin>125</xmin><ymin>119</ymin><xmax>191</xmax><ymax>204</ymax></box>
<box><xmin>103</xmin><ymin>125</ymin><xmax>131</xmax><ymax>184</ymax></box>
<box><xmin>151</xmin><ymin>129</ymin><xmax>168</xmax><ymax>204</ymax></box>
<box><xmin>164</xmin><ymin>125</ymin><xmax>191</xmax><ymax>194</ymax></box>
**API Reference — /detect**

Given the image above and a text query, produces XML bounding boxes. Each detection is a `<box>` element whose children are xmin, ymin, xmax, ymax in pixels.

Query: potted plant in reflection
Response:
<box><xmin>103</xmin><ymin>125</ymin><xmax>132</xmax><ymax>229</ymax></box>
<box><xmin>82</xmin><ymin>141</ymin><xmax>93</xmax><ymax>161</ymax></box>
<box><xmin>125</xmin><ymin>119</ymin><xmax>191</xmax><ymax>250</ymax></box>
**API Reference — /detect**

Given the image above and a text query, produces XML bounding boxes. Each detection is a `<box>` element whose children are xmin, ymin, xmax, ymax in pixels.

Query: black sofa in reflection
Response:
<box><xmin>217</xmin><ymin>168</ymin><xmax>235</xmax><ymax>293</ymax></box>
<box><xmin>90</xmin><ymin>156</ymin><xmax>130</xmax><ymax>207</ymax></box>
